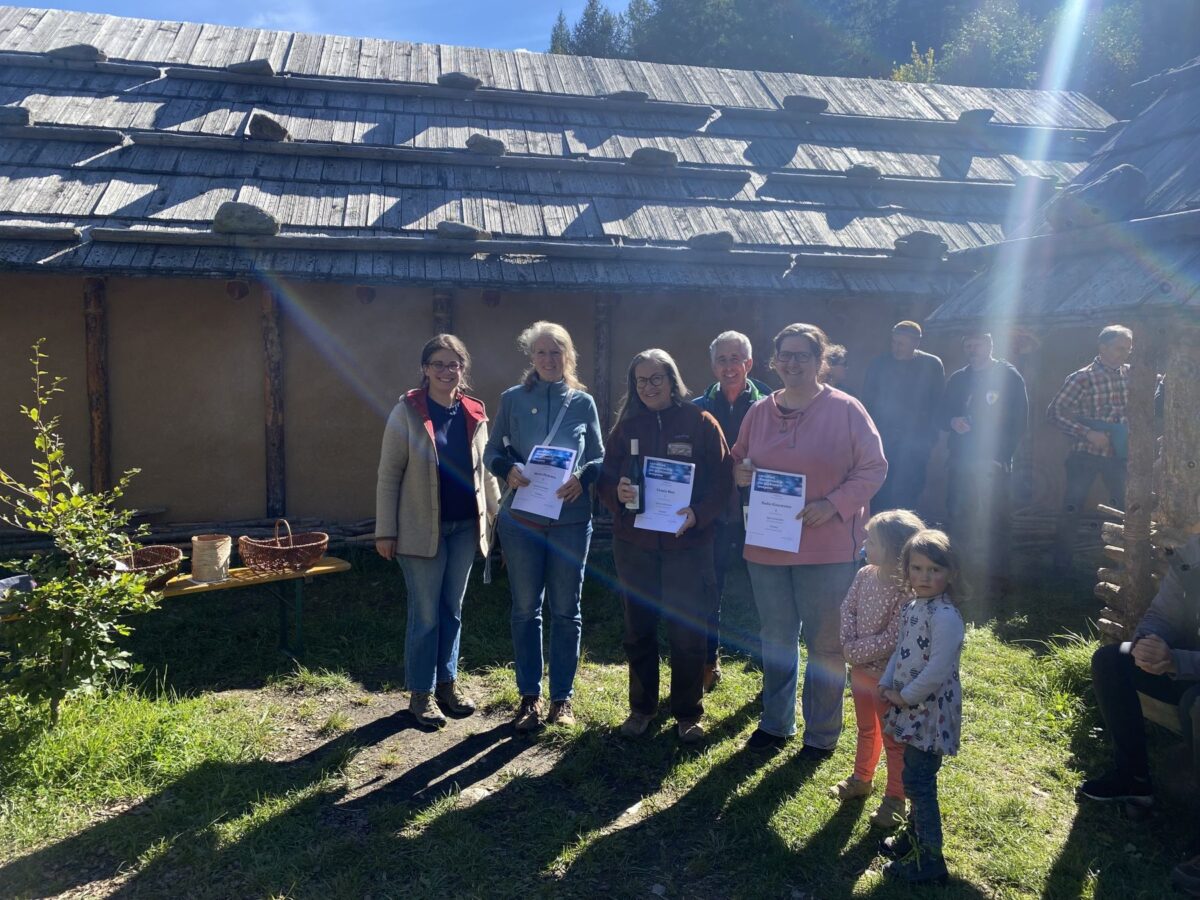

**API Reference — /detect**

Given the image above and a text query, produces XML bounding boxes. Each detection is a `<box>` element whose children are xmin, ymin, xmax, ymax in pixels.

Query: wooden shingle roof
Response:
<box><xmin>930</xmin><ymin>63</ymin><xmax>1200</xmax><ymax>325</ymax></box>
<box><xmin>0</xmin><ymin>6</ymin><xmax>1116</xmax><ymax>295</ymax></box>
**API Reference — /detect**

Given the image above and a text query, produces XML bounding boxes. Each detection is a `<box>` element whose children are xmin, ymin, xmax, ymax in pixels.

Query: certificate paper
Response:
<box><xmin>511</xmin><ymin>445</ymin><xmax>577</xmax><ymax>520</ymax></box>
<box><xmin>634</xmin><ymin>456</ymin><xmax>695</xmax><ymax>534</ymax></box>
<box><xmin>745</xmin><ymin>468</ymin><xmax>806</xmax><ymax>552</ymax></box>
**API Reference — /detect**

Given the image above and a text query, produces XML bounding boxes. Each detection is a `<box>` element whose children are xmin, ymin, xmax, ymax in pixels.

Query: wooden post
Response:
<box><xmin>83</xmin><ymin>277</ymin><xmax>111</xmax><ymax>493</ymax></box>
<box><xmin>594</xmin><ymin>293</ymin><xmax>616</xmax><ymax>432</ymax></box>
<box><xmin>261</xmin><ymin>288</ymin><xmax>286</xmax><ymax>518</ymax></box>
<box><xmin>433</xmin><ymin>289</ymin><xmax>454</xmax><ymax>334</ymax></box>
<box><xmin>1161</xmin><ymin>320</ymin><xmax>1200</xmax><ymax>533</ymax></box>
<box><xmin>1117</xmin><ymin>321</ymin><xmax>1161</xmax><ymax>626</ymax></box>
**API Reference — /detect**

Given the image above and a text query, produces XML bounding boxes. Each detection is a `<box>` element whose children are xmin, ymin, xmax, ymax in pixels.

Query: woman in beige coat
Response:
<box><xmin>376</xmin><ymin>334</ymin><xmax>500</xmax><ymax>728</ymax></box>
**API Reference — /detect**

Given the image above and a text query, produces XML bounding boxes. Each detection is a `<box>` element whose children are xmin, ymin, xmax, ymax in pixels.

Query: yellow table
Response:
<box><xmin>162</xmin><ymin>556</ymin><xmax>351</xmax><ymax>654</ymax></box>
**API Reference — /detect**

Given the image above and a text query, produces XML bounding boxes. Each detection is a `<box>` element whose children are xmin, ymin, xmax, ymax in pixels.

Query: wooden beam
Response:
<box><xmin>1119</xmin><ymin>321</ymin><xmax>1162</xmax><ymax>623</ymax></box>
<box><xmin>1161</xmin><ymin>320</ymin><xmax>1200</xmax><ymax>531</ymax></box>
<box><xmin>593</xmin><ymin>293</ymin><xmax>616</xmax><ymax>434</ymax></box>
<box><xmin>261</xmin><ymin>288</ymin><xmax>286</xmax><ymax>518</ymax></box>
<box><xmin>432</xmin><ymin>289</ymin><xmax>454</xmax><ymax>335</ymax></box>
<box><xmin>83</xmin><ymin>277</ymin><xmax>111</xmax><ymax>493</ymax></box>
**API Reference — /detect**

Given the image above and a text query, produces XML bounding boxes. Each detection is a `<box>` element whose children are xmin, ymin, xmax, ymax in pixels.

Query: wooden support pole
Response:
<box><xmin>83</xmin><ymin>277</ymin><xmax>111</xmax><ymax>493</ymax></box>
<box><xmin>261</xmin><ymin>288</ymin><xmax>286</xmax><ymax>518</ymax></box>
<box><xmin>1161</xmin><ymin>321</ymin><xmax>1200</xmax><ymax>533</ymax></box>
<box><xmin>433</xmin><ymin>289</ymin><xmax>454</xmax><ymax>334</ymax></box>
<box><xmin>1119</xmin><ymin>322</ymin><xmax>1161</xmax><ymax>625</ymax></box>
<box><xmin>594</xmin><ymin>293</ymin><xmax>616</xmax><ymax>433</ymax></box>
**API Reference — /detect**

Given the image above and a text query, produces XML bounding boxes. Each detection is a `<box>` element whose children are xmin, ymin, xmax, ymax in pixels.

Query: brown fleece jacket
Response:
<box><xmin>599</xmin><ymin>400</ymin><xmax>731</xmax><ymax>551</ymax></box>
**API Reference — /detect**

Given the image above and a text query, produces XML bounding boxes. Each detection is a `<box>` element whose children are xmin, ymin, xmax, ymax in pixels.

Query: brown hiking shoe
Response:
<box><xmin>435</xmin><ymin>679</ymin><xmax>476</xmax><ymax>716</ymax></box>
<box><xmin>702</xmin><ymin>662</ymin><xmax>722</xmax><ymax>693</ymax></box>
<box><xmin>829</xmin><ymin>775</ymin><xmax>874</xmax><ymax>801</ymax></box>
<box><xmin>513</xmin><ymin>695</ymin><xmax>543</xmax><ymax>732</ymax></box>
<box><xmin>409</xmin><ymin>690</ymin><xmax>447</xmax><ymax>728</ymax></box>
<box><xmin>677</xmin><ymin>720</ymin><xmax>706</xmax><ymax>744</ymax></box>
<box><xmin>619</xmin><ymin>711</ymin><xmax>654</xmax><ymax>737</ymax></box>
<box><xmin>546</xmin><ymin>699</ymin><xmax>576</xmax><ymax>727</ymax></box>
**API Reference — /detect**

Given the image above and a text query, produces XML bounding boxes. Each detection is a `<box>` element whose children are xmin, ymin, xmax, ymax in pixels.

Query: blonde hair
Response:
<box><xmin>517</xmin><ymin>321</ymin><xmax>586</xmax><ymax>391</ymax></box>
<box><xmin>866</xmin><ymin>509</ymin><xmax>925</xmax><ymax>572</ymax></box>
<box><xmin>900</xmin><ymin>529</ymin><xmax>965</xmax><ymax>603</ymax></box>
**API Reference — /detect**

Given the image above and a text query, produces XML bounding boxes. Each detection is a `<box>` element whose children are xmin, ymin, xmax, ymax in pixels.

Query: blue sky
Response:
<box><xmin>45</xmin><ymin>1</ymin><xmax>632</xmax><ymax>51</ymax></box>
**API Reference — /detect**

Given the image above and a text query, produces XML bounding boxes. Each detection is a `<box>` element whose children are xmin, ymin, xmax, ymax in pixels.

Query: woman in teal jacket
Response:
<box><xmin>485</xmin><ymin>321</ymin><xmax>604</xmax><ymax>732</ymax></box>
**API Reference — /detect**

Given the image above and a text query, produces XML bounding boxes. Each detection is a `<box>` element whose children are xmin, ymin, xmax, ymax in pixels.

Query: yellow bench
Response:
<box><xmin>161</xmin><ymin>556</ymin><xmax>351</xmax><ymax>655</ymax></box>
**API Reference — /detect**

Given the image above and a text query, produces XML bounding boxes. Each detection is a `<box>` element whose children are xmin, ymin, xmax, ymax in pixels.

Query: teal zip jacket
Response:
<box><xmin>484</xmin><ymin>377</ymin><xmax>605</xmax><ymax>527</ymax></box>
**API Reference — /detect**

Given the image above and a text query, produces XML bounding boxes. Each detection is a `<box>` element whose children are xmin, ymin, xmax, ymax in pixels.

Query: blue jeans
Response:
<box><xmin>397</xmin><ymin>519</ymin><xmax>478</xmax><ymax>693</ymax></box>
<box><xmin>499</xmin><ymin>510</ymin><xmax>591</xmax><ymax>701</ymax></box>
<box><xmin>902</xmin><ymin>744</ymin><xmax>944</xmax><ymax>851</ymax></box>
<box><xmin>747</xmin><ymin>560</ymin><xmax>856</xmax><ymax>745</ymax></box>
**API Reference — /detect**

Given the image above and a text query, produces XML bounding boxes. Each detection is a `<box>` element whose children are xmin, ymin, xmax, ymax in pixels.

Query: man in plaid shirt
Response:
<box><xmin>1046</xmin><ymin>325</ymin><xmax>1133</xmax><ymax>571</ymax></box>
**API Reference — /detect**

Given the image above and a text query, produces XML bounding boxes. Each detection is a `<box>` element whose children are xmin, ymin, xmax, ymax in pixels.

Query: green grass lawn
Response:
<box><xmin>0</xmin><ymin>548</ymin><xmax>1195</xmax><ymax>899</ymax></box>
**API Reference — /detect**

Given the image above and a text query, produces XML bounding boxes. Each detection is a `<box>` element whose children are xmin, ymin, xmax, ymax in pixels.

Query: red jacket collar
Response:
<box><xmin>404</xmin><ymin>388</ymin><xmax>487</xmax><ymax>442</ymax></box>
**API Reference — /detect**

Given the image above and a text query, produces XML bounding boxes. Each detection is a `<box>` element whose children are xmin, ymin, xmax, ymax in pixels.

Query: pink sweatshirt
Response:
<box><xmin>731</xmin><ymin>388</ymin><xmax>887</xmax><ymax>566</ymax></box>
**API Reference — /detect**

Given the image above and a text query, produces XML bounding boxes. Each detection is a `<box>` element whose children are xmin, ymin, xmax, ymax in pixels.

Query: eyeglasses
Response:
<box><xmin>775</xmin><ymin>351</ymin><xmax>814</xmax><ymax>364</ymax></box>
<box><xmin>425</xmin><ymin>361</ymin><xmax>463</xmax><ymax>374</ymax></box>
<box><xmin>635</xmin><ymin>374</ymin><xmax>667</xmax><ymax>388</ymax></box>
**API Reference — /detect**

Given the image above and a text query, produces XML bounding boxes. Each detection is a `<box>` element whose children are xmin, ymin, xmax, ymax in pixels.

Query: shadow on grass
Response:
<box><xmin>0</xmin><ymin>710</ymin><xmax>711</xmax><ymax>897</ymax></box>
<box><xmin>1040</xmin><ymin>681</ymin><xmax>1197</xmax><ymax>900</ymax></box>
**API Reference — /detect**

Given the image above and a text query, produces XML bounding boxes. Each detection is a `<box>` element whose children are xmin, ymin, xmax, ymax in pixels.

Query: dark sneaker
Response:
<box><xmin>1076</xmin><ymin>771</ymin><xmax>1154</xmax><ymax>806</ymax></box>
<box><xmin>409</xmin><ymin>691</ymin><xmax>447</xmax><ymax>728</ymax></box>
<box><xmin>546</xmin><ymin>699</ymin><xmax>576</xmax><ymax>727</ymax></box>
<box><xmin>883</xmin><ymin>846</ymin><xmax>948</xmax><ymax>884</ymax></box>
<box><xmin>796</xmin><ymin>744</ymin><xmax>835</xmax><ymax>763</ymax></box>
<box><xmin>435</xmin><ymin>680</ymin><xmax>476</xmax><ymax>716</ymax></box>
<box><xmin>879</xmin><ymin>826</ymin><xmax>914</xmax><ymax>860</ymax></box>
<box><xmin>747</xmin><ymin>728</ymin><xmax>788</xmax><ymax>753</ymax></box>
<box><xmin>702</xmin><ymin>662</ymin><xmax>722</xmax><ymax>693</ymax></box>
<box><xmin>678</xmin><ymin>720</ymin><xmax>706</xmax><ymax>744</ymax></box>
<box><xmin>1171</xmin><ymin>853</ymin><xmax>1200</xmax><ymax>895</ymax></box>
<box><xmin>513</xmin><ymin>695</ymin><xmax>543</xmax><ymax>733</ymax></box>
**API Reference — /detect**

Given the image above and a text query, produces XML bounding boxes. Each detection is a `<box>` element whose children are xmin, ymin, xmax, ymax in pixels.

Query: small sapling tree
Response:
<box><xmin>0</xmin><ymin>341</ymin><xmax>159</xmax><ymax>725</ymax></box>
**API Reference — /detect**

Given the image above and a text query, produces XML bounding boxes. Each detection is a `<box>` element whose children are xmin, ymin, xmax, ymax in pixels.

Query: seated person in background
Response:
<box><xmin>1079</xmin><ymin>532</ymin><xmax>1199</xmax><ymax>808</ymax></box>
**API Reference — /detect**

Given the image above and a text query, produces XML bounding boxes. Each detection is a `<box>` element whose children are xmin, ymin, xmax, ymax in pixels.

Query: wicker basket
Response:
<box><xmin>238</xmin><ymin>519</ymin><xmax>328</xmax><ymax>575</ymax></box>
<box><xmin>115</xmin><ymin>544</ymin><xmax>184</xmax><ymax>591</ymax></box>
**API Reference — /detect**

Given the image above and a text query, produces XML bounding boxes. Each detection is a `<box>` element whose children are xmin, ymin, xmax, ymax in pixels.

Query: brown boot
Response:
<box><xmin>435</xmin><ymin>679</ymin><xmax>476</xmax><ymax>716</ymax></box>
<box><xmin>409</xmin><ymin>691</ymin><xmax>447</xmax><ymax>728</ymax></box>
<box><xmin>546</xmin><ymin>699</ymin><xmax>576</xmax><ymax>727</ymax></box>
<box><xmin>513</xmin><ymin>695</ymin><xmax>543</xmax><ymax>732</ymax></box>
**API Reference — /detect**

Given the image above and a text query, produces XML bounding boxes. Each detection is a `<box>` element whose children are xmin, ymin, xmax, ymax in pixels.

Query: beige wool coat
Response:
<box><xmin>375</xmin><ymin>388</ymin><xmax>500</xmax><ymax>559</ymax></box>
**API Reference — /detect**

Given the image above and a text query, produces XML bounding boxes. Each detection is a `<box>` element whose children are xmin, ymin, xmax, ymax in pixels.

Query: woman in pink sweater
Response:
<box><xmin>732</xmin><ymin>323</ymin><xmax>887</xmax><ymax>756</ymax></box>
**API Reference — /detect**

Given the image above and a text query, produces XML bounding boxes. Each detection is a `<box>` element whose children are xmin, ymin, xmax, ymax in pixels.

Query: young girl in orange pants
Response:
<box><xmin>830</xmin><ymin>509</ymin><xmax>925</xmax><ymax>827</ymax></box>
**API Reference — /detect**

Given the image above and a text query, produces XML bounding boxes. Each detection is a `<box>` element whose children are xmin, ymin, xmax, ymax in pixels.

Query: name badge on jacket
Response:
<box><xmin>667</xmin><ymin>441</ymin><xmax>693</xmax><ymax>458</ymax></box>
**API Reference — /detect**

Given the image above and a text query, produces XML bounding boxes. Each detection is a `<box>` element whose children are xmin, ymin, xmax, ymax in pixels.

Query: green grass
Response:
<box><xmin>0</xmin><ymin>549</ymin><xmax>1194</xmax><ymax>898</ymax></box>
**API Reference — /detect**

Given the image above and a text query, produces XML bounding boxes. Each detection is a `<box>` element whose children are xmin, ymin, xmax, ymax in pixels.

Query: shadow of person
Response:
<box><xmin>0</xmin><ymin>709</ymin><xmax>416</xmax><ymax>897</ymax></box>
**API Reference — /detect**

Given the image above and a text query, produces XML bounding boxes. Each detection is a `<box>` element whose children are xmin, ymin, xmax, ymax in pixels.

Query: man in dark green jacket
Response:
<box><xmin>693</xmin><ymin>331</ymin><xmax>770</xmax><ymax>688</ymax></box>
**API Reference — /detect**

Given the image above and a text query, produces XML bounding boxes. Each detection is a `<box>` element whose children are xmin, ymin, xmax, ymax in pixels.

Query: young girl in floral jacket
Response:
<box><xmin>878</xmin><ymin>529</ymin><xmax>966</xmax><ymax>884</ymax></box>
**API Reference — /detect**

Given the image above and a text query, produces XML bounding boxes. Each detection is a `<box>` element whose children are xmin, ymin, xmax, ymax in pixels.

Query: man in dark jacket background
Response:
<box><xmin>941</xmin><ymin>331</ymin><xmax>1029</xmax><ymax>589</ymax></box>
<box><xmin>861</xmin><ymin>320</ymin><xmax>944</xmax><ymax>513</ymax></box>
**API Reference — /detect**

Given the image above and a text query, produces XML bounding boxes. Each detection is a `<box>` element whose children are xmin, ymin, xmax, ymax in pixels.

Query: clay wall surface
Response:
<box><xmin>0</xmin><ymin>274</ymin><xmax>1129</xmax><ymax>526</ymax></box>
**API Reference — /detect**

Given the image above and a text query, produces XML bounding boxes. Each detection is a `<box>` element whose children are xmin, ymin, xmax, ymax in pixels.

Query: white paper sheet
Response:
<box><xmin>510</xmin><ymin>444</ymin><xmax>577</xmax><ymax>520</ymax></box>
<box><xmin>633</xmin><ymin>456</ymin><xmax>695</xmax><ymax>534</ymax></box>
<box><xmin>745</xmin><ymin>468</ymin><xmax>806</xmax><ymax>552</ymax></box>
